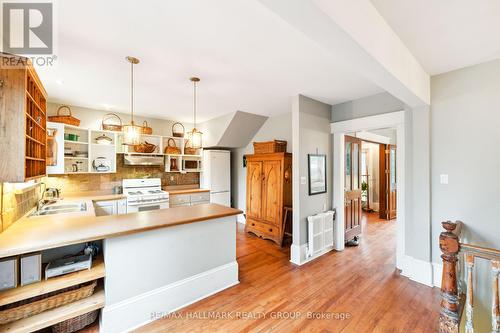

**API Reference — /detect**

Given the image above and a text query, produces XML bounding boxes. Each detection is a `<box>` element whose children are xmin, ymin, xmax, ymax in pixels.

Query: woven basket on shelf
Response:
<box><xmin>184</xmin><ymin>140</ymin><xmax>197</xmax><ymax>155</ymax></box>
<box><xmin>164</xmin><ymin>138</ymin><xmax>181</xmax><ymax>155</ymax></box>
<box><xmin>0</xmin><ymin>281</ymin><xmax>97</xmax><ymax>325</ymax></box>
<box><xmin>171</xmin><ymin>122</ymin><xmax>185</xmax><ymax>137</ymax></box>
<box><xmin>51</xmin><ymin>309</ymin><xmax>99</xmax><ymax>333</ymax></box>
<box><xmin>48</xmin><ymin>106</ymin><xmax>81</xmax><ymax>127</ymax></box>
<box><xmin>101</xmin><ymin>113</ymin><xmax>122</xmax><ymax>131</ymax></box>
<box><xmin>253</xmin><ymin>140</ymin><xmax>287</xmax><ymax>154</ymax></box>
<box><xmin>141</xmin><ymin>120</ymin><xmax>153</xmax><ymax>135</ymax></box>
<box><xmin>133</xmin><ymin>141</ymin><xmax>157</xmax><ymax>154</ymax></box>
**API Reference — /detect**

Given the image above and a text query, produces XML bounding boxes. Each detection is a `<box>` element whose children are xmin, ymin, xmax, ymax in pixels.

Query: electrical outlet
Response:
<box><xmin>300</xmin><ymin>176</ymin><xmax>307</xmax><ymax>185</ymax></box>
<box><xmin>440</xmin><ymin>174</ymin><xmax>448</xmax><ymax>185</ymax></box>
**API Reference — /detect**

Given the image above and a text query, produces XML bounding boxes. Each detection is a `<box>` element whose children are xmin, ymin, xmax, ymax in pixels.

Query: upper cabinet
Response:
<box><xmin>0</xmin><ymin>54</ymin><xmax>48</xmax><ymax>182</ymax></box>
<box><xmin>46</xmin><ymin>123</ymin><xmax>118</xmax><ymax>175</ymax></box>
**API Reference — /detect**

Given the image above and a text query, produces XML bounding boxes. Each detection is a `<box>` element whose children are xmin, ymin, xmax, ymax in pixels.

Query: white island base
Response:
<box><xmin>100</xmin><ymin>216</ymin><xmax>239</xmax><ymax>333</ymax></box>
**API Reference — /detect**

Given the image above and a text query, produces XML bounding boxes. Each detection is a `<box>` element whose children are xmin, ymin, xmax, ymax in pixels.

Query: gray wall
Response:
<box><xmin>231</xmin><ymin>112</ymin><xmax>292</xmax><ymax>215</ymax></box>
<box><xmin>331</xmin><ymin>92</ymin><xmax>405</xmax><ymax>122</ymax></box>
<box><xmin>294</xmin><ymin>95</ymin><xmax>332</xmax><ymax>245</ymax></box>
<box><xmin>431</xmin><ymin>59</ymin><xmax>500</xmax><ymax>332</ymax></box>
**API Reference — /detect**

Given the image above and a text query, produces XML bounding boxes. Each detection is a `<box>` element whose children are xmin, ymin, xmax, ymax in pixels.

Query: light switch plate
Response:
<box><xmin>440</xmin><ymin>174</ymin><xmax>449</xmax><ymax>185</ymax></box>
<box><xmin>300</xmin><ymin>176</ymin><xmax>307</xmax><ymax>185</ymax></box>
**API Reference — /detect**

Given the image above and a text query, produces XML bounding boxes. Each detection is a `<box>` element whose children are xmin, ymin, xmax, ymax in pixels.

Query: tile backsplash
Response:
<box><xmin>44</xmin><ymin>155</ymin><xmax>199</xmax><ymax>195</ymax></box>
<box><xmin>0</xmin><ymin>183</ymin><xmax>41</xmax><ymax>232</ymax></box>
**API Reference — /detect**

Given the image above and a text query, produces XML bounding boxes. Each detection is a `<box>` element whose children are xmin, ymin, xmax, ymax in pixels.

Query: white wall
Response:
<box><xmin>47</xmin><ymin>103</ymin><xmax>189</xmax><ymax>137</ymax></box>
<box><xmin>231</xmin><ymin>112</ymin><xmax>292</xmax><ymax>216</ymax></box>
<box><xmin>431</xmin><ymin>59</ymin><xmax>500</xmax><ymax>332</ymax></box>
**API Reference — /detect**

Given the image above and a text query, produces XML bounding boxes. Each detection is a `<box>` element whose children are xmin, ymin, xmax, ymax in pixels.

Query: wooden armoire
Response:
<box><xmin>245</xmin><ymin>152</ymin><xmax>292</xmax><ymax>245</ymax></box>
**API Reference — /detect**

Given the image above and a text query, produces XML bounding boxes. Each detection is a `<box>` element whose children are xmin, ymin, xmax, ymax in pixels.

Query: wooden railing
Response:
<box><xmin>439</xmin><ymin>221</ymin><xmax>500</xmax><ymax>333</ymax></box>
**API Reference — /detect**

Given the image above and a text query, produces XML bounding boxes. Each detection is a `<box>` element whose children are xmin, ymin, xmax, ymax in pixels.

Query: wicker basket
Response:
<box><xmin>48</xmin><ymin>106</ymin><xmax>81</xmax><ymax>127</ymax></box>
<box><xmin>141</xmin><ymin>120</ymin><xmax>153</xmax><ymax>135</ymax></box>
<box><xmin>172</xmin><ymin>122</ymin><xmax>185</xmax><ymax>137</ymax></box>
<box><xmin>0</xmin><ymin>281</ymin><xmax>97</xmax><ymax>325</ymax></box>
<box><xmin>184</xmin><ymin>140</ymin><xmax>197</xmax><ymax>155</ymax></box>
<box><xmin>253</xmin><ymin>140</ymin><xmax>287</xmax><ymax>154</ymax></box>
<box><xmin>164</xmin><ymin>138</ymin><xmax>181</xmax><ymax>155</ymax></box>
<box><xmin>101</xmin><ymin>113</ymin><xmax>122</xmax><ymax>131</ymax></box>
<box><xmin>51</xmin><ymin>309</ymin><xmax>99</xmax><ymax>333</ymax></box>
<box><xmin>133</xmin><ymin>141</ymin><xmax>157</xmax><ymax>154</ymax></box>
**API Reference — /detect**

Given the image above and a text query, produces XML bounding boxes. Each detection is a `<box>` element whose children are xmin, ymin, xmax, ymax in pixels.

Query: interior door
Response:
<box><xmin>379</xmin><ymin>144</ymin><xmax>397</xmax><ymax>220</ymax></box>
<box><xmin>246</xmin><ymin>161</ymin><xmax>263</xmax><ymax>219</ymax></box>
<box><xmin>262</xmin><ymin>160</ymin><xmax>281</xmax><ymax>226</ymax></box>
<box><xmin>345</xmin><ymin>136</ymin><xmax>362</xmax><ymax>242</ymax></box>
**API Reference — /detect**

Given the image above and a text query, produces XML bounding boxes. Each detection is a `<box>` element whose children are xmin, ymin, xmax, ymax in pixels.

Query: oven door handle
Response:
<box><xmin>127</xmin><ymin>199</ymin><xmax>169</xmax><ymax>207</ymax></box>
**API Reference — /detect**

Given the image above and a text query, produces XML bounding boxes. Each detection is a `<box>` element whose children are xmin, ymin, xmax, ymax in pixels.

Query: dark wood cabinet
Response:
<box><xmin>245</xmin><ymin>152</ymin><xmax>292</xmax><ymax>245</ymax></box>
<box><xmin>0</xmin><ymin>54</ymin><xmax>48</xmax><ymax>182</ymax></box>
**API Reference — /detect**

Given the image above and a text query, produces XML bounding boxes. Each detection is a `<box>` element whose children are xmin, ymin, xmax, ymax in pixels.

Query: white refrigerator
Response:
<box><xmin>201</xmin><ymin>150</ymin><xmax>231</xmax><ymax>206</ymax></box>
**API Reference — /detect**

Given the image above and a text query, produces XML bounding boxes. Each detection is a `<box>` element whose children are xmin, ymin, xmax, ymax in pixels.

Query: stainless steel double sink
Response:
<box><xmin>30</xmin><ymin>202</ymin><xmax>87</xmax><ymax>217</ymax></box>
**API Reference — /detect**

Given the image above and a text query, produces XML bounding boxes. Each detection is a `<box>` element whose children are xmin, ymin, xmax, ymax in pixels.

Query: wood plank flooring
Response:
<box><xmin>82</xmin><ymin>212</ymin><xmax>440</xmax><ymax>333</ymax></box>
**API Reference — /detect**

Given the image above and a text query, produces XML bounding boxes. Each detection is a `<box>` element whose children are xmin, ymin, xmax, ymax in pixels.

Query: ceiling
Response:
<box><xmin>371</xmin><ymin>0</ymin><xmax>500</xmax><ymax>75</ymax></box>
<box><xmin>36</xmin><ymin>0</ymin><xmax>382</xmax><ymax>122</ymax></box>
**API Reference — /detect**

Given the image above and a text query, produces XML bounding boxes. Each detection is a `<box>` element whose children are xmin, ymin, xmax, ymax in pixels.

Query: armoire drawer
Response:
<box><xmin>247</xmin><ymin>219</ymin><xmax>280</xmax><ymax>238</ymax></box>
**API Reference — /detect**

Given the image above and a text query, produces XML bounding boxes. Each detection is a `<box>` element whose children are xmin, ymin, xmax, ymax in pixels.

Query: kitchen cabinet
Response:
<box><xmin>169</xmin><ymin>192</ymin><xmax>210</xmax><ymax>207</ymax></box>
<box><xmin>245</xmin><ymin>152</ymin><xmax>292</xmax><ymax>246</ymax></box>
<box><xmin>0</xmin><ymin>54</ymin><xmax>48</xmax><ymax>182</ymax></box>
<box><xmin>94</xmin><ymin>199</ymin><xmax>127</xmax><ymax>216</ymax></box>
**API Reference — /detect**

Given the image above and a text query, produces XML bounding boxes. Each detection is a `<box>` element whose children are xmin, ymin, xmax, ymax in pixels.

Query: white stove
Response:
<box><xmin>122</xmin><ymin>178</ymin><xmax>169</xmax><ymax>212</ymax></box>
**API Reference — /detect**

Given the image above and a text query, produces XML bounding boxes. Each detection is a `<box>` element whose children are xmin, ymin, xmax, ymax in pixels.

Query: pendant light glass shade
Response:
<box><xmin>122</xmin><ymin>56</ymin><xmax>142</xmax><ymax>146</ymax></box>
<box><xmin>188</xmin><ymin>77</ymin><xmax>203</xmax><ymax>149</ymax></box>
<box><xmin>122</xmin><ymin>122</ymin><xmax>141</xmax><ymax>146</ymax></box>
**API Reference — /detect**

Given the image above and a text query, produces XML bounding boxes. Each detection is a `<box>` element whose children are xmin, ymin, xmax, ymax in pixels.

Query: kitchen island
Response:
<box><xmin>0</xmin><ymin>203</ymin><xmax>242</xmax><ymax>333</ymax></box>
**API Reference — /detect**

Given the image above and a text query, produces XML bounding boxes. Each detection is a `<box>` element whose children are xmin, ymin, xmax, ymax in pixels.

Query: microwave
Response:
<box><xmin>182</xmin><ymin>160</ymin><xmax>201</xmax><ymax>171</ymax></box>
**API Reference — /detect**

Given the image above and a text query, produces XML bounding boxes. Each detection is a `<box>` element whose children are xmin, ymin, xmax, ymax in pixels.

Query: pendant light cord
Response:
<box><xmin>193</xmin><ymin>80</ymin><xmax>197</xmax><ymax>129</ymax></box>
<box><xmin>131</xmin><ymin>61</ymin><xmax>135</xmax><ymax>125</ymax></box>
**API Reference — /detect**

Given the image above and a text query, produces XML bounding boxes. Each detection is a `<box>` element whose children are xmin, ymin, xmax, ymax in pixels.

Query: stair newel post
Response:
<box><xmin>439</xmin><ymin>221</ymin><xmax>461</xmax><ymax>333</ymax></box>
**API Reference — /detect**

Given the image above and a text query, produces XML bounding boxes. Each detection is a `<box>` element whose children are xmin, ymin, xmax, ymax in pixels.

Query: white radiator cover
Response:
<box><xmin>307</xmin><ymin>211</ymin><xmax>335</xmax><ymax>258</ymax></box>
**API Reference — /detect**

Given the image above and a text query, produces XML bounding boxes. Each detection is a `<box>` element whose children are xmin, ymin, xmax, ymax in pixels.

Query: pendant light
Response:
<box><xmin>186</xmin><ymin>77</ymin><xmax>203</xmax><ymax>149</ymax></box>
<box><xmin>122</xmin><ymin>56</ymin><xmax>142</xmax><ymax>146</ymax></box>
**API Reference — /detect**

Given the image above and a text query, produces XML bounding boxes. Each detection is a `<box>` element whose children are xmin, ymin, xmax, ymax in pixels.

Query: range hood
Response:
<box><xmin>124</xmin><ymin>155</ymin><xmax>164</xmax><ymax>166</ymax></box>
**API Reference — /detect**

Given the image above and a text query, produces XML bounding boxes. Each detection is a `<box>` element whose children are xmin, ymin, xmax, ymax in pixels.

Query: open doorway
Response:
<box><xmin>331</xmin><ymin>111</ymin><xmax>405</xmax><ymax>270</ymax></box>
<box><xmin>344</xmin><ymin>128</ymin><xmax>397</xmax><ymax>245</ymax></box>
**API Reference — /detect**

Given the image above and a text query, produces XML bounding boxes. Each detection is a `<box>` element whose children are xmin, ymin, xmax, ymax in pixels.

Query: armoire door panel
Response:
<box><xmin>262</xmin><ymin>160</ymin><xmax>281</xmax><ymax>226</ymax></box>
<box><xmin>246</xmin><ymin>161</ymin><xmax>263</xmax><ymax>219</ymax></box>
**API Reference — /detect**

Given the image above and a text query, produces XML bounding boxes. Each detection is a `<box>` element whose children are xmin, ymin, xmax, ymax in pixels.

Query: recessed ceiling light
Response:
<box><xmin>56</xmin><ymin>79</ymin><xmax>64</xmax><ymax>85</ymax></box>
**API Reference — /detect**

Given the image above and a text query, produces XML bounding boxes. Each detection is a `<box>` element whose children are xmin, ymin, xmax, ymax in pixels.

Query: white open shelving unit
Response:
<box><xmin>46</xmin><ymin>122</ymin><xmax>203</xmax><ymax>175</ymax></box>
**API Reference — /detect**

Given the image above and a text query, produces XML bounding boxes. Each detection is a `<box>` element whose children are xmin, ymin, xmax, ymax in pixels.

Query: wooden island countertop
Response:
<box><xmin>0</xmin><ymin>203</ymin><xmax>242</xmax><ymax>258</ymax></box>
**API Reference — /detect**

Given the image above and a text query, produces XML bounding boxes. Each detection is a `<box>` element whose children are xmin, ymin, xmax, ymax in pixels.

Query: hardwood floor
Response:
<box><xmin>81</xmin><ymin>212</ymin><xmax>440</xmax><ymax>333</ymax></box>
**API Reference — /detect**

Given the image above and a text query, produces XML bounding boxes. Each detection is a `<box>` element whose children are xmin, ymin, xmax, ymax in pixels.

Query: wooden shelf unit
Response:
<box><xmin>0</xmin><ymin>257</ymin><xmax>105</xmax><ymax>307</ymax></box>
<box><xmin>25</xmin><ymin>66</ymin><xmax>47</xmax><ymax>180</ymax></box>
<box><xmin>0</xmin><ymin>287</ymin><xmax>104</xmax><ymax>333</ymax></box>
<box><xmin>0</xmin><ymin>54</ymin><xmax>48</xmax><ymax>182</ymax></box>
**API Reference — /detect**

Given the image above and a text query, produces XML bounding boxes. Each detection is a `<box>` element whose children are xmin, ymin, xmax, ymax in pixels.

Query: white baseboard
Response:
<box><xmin>400</xmin><ymin>255</ymin><xmax>433</xmax><ymax>287</ymax></box>
<box><xmin>432</xmin><ymin>262</ymin><xmax>442</xmax><ymax>288</ymax></box>
<box><xmin>290</xmin><ymin>243</ymin><xmax>334</xmax><ymax>266</ymax></box>
<box><xmin>101</xmin><ymin>261</ymin><xmax>239</xmax><ymax>333</ymax></box>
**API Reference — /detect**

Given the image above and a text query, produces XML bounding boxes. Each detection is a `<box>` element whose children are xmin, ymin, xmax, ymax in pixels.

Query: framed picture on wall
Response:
<box><xmin>308</xmin><ymin>154</ymin><xmax>327</xmax><ymax>195</ymax></box>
